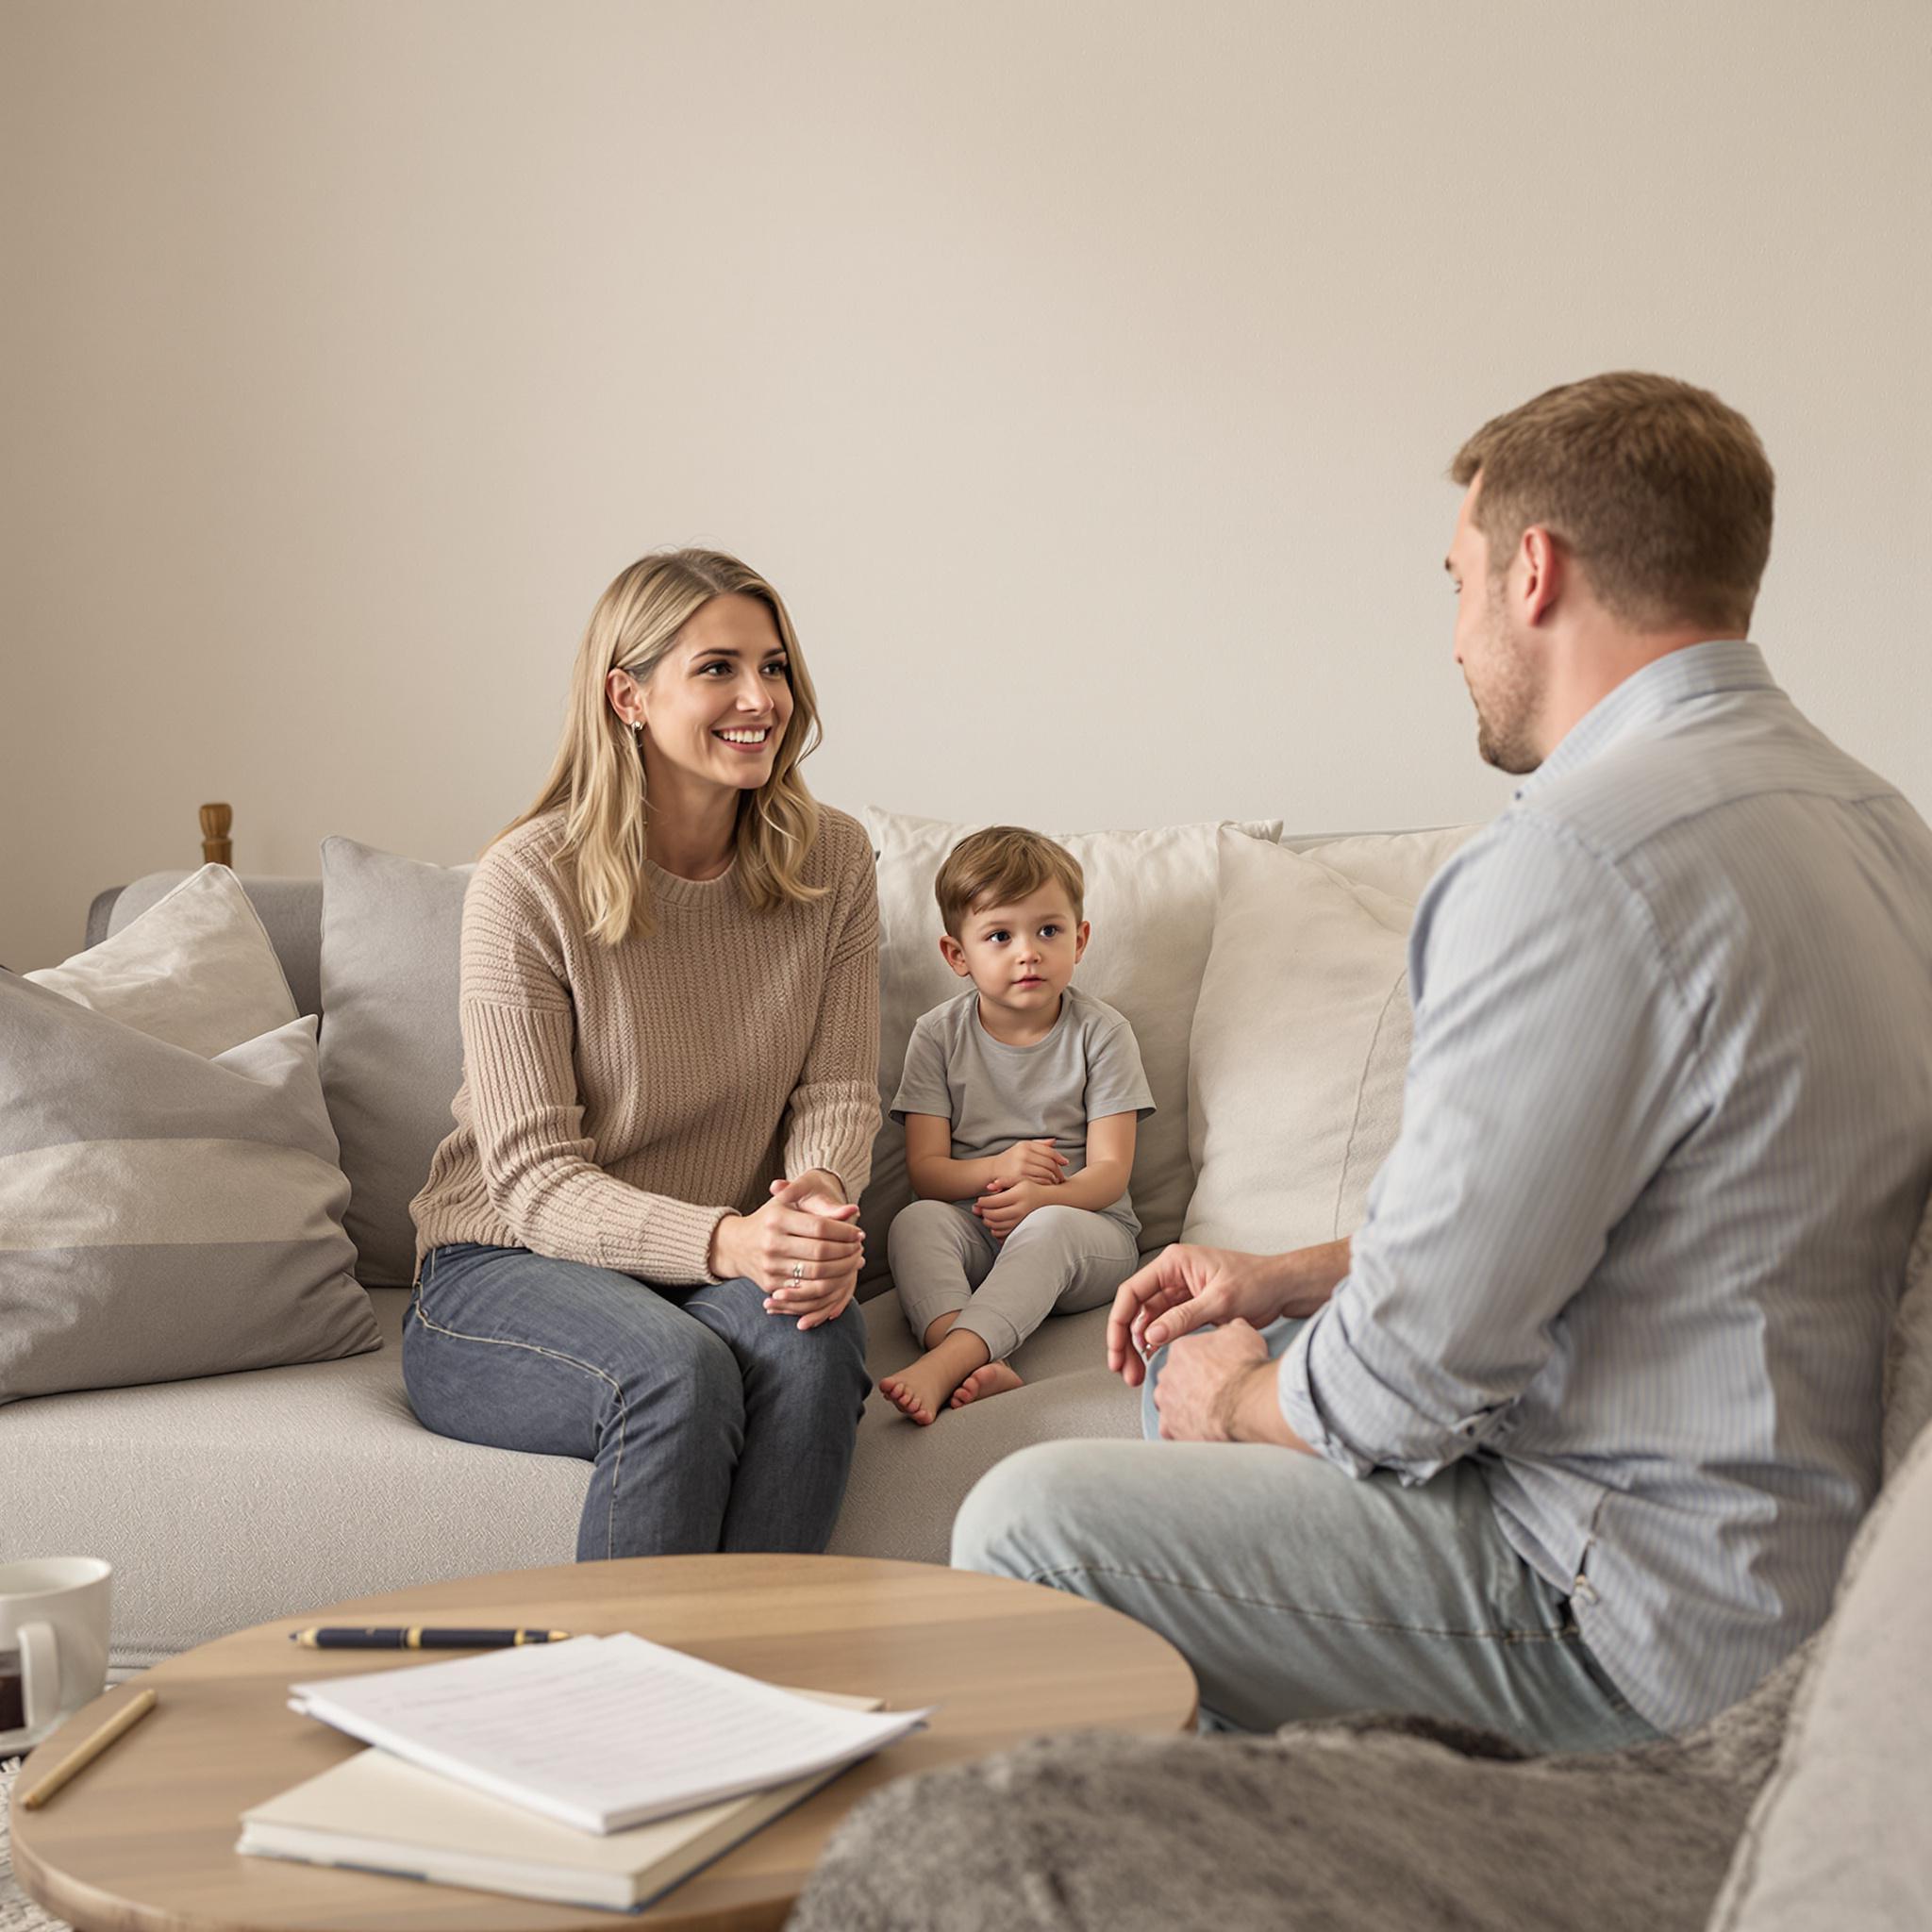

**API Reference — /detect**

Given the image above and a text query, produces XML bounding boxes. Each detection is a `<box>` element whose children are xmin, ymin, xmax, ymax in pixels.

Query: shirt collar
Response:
<box><xmin>1516</xmin><ymin>639</ymin><xmax>1774</xmax><ymax>799</ymax></box>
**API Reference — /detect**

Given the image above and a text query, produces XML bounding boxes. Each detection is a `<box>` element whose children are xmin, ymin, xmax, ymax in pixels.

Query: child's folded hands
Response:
<box><xmin>989</xmin><ymin>1139</ymin><xmax>1070</xmax><ymax>1189</ymax></box>
<box><xmin>974</xmin><ymin>1175</ymin><xmax>1051</xmax><ymax>1238</ymax></box>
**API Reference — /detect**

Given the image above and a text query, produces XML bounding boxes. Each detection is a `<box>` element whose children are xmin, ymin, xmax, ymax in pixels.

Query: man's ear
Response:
<box><xmin>1074</xmin><ymin>919</ymin><xmax>1091</xmax><ymax>963</ymax></box>
<box><xmin>1518</xmin><ymin>525</ymin><xmax>1564</xmax><ymax>627</ymax></box>
<box><xmin>939</xmin><ymin>933</ymin><xmax>972</xmax><ymax>978</ymax></box>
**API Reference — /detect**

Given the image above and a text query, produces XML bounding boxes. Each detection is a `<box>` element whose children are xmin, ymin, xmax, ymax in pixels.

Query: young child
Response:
<box><xmin>878</xmin><ymin>825</ymin><xmax>1154</xmax><ymax>1424</ymax></box>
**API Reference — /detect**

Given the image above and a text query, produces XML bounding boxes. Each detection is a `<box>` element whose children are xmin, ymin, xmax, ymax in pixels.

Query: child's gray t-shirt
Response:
<box><xmin>889</xmin><ymin>986</ymin><xmax>1156</xmax><ymax>1240</ymax></box>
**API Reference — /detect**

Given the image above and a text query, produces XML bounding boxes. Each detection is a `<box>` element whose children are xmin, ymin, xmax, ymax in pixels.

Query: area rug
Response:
<box><xmin>0</xmin><ymin>1763</ymin><xmax>71</xmax><ymax>1932</ymax></box>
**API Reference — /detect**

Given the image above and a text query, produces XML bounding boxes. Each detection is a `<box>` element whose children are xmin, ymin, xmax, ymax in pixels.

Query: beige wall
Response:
<box><xmin>3</xmin><ymin>0</ymin><xmax>1927</xmax><ymax>972</ymax></box>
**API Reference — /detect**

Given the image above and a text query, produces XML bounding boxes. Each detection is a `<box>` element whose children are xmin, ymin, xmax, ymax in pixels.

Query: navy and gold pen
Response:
<box><xmin>288</xmin><ymin>1625</ymin><xmax>573</xmax><ymax>1650</ymax></box>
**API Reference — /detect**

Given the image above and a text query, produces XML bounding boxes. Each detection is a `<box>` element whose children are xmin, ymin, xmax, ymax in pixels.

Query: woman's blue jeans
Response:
<box><xmin>404</xmin><ymin>1242</ymin><xmax>871</xmax><ymax>1559</ymax></box>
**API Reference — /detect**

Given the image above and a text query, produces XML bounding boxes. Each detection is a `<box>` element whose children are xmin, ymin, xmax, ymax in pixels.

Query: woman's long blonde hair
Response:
<box><xmin>498</xmin><ymin>549</ymin><xmax>826</xmax><ymax>945</ymax></box>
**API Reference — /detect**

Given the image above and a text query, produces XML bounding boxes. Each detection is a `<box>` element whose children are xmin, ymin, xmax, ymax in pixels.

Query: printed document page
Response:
<box><xmin>290</xmin><ymin>1633</ymin><xmax>929</xmax><ymax>1833</ymax></box>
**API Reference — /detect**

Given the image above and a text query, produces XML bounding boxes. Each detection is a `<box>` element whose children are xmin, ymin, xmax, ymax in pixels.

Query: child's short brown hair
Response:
<box><xmin>934</xmin><ymin>826</ymin><xmax>1085</xmax><ymax>940</ymax></box>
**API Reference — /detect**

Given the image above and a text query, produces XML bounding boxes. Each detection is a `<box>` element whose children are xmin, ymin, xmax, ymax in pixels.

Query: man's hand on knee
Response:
<box><xmin>1107</xmin><ymin>1243</ymin><xmax>1304</xmax><ymax>1386</ymax></box>
<box><xmin>1153</xmin><ymin>1321</ymin><xmax>1308</xmax><ymax>1449</ymax></box>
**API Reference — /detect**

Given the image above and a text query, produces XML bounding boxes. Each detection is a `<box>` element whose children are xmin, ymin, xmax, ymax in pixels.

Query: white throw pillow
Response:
<box><xmin>1183</xmin><ymin>830</ymin><xmax>1418</xmax><ymax>1252</ymax></box>
<box><xmin>1285</xmin><ymin>824</ymin><xmax>1480</xmax><ymax>905</ymax></box>
<box><xmin>25</xmin><ymin>863</ymin><xmax>297</xmax><ymax>1058</ymax></box>
<box><xmin>860</xmin><ymin>808</ymin><xmax>1283</xmax><ymax>1288</ymax></box>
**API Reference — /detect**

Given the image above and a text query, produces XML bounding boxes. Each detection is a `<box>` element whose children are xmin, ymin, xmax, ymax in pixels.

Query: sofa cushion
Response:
<box><xmin>860</xmin><ymin>809</ymin><xmax>1283</xmax><ymax>1289</ymax></box>
<box><xmin>318</xmin><ymin>838</ymin><xmax>475</xmax><ymax>1286</ymax></box>
<box><xmin>831</xmin><ymin>1299</ymin><xmax>1138</xmax><ymax>1566</ymax></box>
<box><xmin>29</xmin><ymin>863</ymin><xmax>297</xmax><ymax>1056</ymax></box>
<box><xmin>1709</xmin><ymin>1393</ymin><xmax>1932</xmax><ymax>1931</ymax></box>
<box><xmin>0</xmin><ymin>1291</ymin><xmax>574</xmax><ymax>1670</ymax></box>
<box><xmin>1284</xmin><ymin>824</ymin><xmax>1479</xmax><ymax>903</ymax></box>
<box><xmin>1183</xmin><ymin>832</ymin><xmax>1418</xmax><ymax>1251</ymax></box>
<box><xmin>0</xmin><ymin>972</ymin><xmax>378</xmax><ymax>1406</ymax></box>
<box><xmin>105</xmin><ymin>871</ymin><xmax>326</xmax><ymax>1019</ymax></box>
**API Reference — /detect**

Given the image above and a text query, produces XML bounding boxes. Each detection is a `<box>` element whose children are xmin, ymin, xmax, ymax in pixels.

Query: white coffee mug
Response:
<box><xmin>0</xmin><ymin>1557</ymin><xmax>112</xmax><ymax>1754</ymax></box>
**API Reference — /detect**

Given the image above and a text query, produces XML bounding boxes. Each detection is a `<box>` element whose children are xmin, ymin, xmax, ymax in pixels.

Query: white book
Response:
<box><xmin>288</xmin><ymin>1633</ymin><xmax>930</xmax><ymax>1834</ymax></box>
<box><xmin>240</xmin><ymin>1690</ymin><xmax>883</xmax><ymax>1914</ymax></box>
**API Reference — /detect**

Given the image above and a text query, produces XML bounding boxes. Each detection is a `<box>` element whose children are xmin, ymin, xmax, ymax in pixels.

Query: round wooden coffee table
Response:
<box><xmin>13</xmin><ymin>1554</ymin><xmax>1195</xmax><ymax>1931</ymax></box>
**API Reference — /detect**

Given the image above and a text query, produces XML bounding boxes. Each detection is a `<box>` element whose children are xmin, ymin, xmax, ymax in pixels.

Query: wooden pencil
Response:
<box><xmin>19</xmin><ymin>1688</ymin><xmax>158</xmax><ymax>1808</ymax></box>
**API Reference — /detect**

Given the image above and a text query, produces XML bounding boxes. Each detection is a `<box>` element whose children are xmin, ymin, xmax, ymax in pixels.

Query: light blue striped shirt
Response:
<box><xmin>1278</xmin><ymin>641</ymin><xmax>1932</xmax><ymax>1733</ymax></box>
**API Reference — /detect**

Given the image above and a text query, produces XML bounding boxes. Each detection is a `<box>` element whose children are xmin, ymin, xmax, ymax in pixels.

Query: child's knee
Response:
<box><xmin>887</xmin><ymin>1197</ymin><xmax>959</xmax><ymax>1263</ymax></box>
<box><xmin>1006</xmin><ymin>1203</ymin><xmax>1093</xmax><ymax>1245</ymax></box>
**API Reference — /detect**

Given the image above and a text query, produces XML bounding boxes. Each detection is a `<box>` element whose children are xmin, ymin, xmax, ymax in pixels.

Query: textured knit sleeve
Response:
<box><xmin>458</xmin><ymin>851</ymin><xmax>732</xmax><ymax>1282</ymax></box>
<box><xmin>781</xmin><ymin>822</ymin><xmax>883</xmax><ymax>1201</ymax></box>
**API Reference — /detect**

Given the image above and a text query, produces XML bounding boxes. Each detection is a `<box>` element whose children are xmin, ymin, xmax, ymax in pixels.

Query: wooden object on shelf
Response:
<box><xmin>200</xmin><ymin>802</ymin><xmax>233</xmax><ymax>867</ymax></box>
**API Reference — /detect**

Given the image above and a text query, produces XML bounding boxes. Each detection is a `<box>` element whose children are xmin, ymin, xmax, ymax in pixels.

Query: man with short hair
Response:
<box><xmin>953</xmin><ymin>372</ymin><xmax>1932</xmax><ymax>1749</ymax></box>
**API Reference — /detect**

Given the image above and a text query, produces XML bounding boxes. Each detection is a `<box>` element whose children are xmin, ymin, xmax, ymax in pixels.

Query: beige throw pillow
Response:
<box><xmin>1182</xmin><ymin>830</ymin><xmax>1418</xmax><ymax>1253</ymax></box>
<box><xmin>26</xmin><ymin>863</ymin><xmax>298</xmax><ymax>1057</ymax></box>
<box><xmin>860</xmin><ymin>808</ymin><xmax>1283</xmax><ymax>1289</ymax></box>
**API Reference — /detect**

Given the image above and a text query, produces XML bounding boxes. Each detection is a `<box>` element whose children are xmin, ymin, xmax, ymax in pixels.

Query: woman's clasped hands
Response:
<box><xmin>709</xmin><ymin>1173</ymin><xmax>866</xmax><ymax>1330</ymax></box>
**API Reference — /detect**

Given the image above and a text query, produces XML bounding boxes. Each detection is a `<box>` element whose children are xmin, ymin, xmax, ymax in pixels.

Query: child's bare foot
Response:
<box><xmin>879</xmin><ymin>1362</ymin><xmax>953</xmax><ymax>1426</ymax></box>
<box><xmin>880</xmin><ymin>1329</ymin><xmax>991</xmax><ymax>1424</ymax></box>
<box><xmin>949</xmin><ymin>1361</ymin><xmax>1024</xmax><ymax>1408</ymax></box>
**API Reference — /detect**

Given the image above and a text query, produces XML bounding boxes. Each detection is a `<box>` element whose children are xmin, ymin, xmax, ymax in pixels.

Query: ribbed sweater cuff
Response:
<box><xmin>785</xmin><ymin>1082</ymin><xmax>882</xmax><ymax>1204</ymax></box>
<box><xmin>597</xmin><ymin>1195</ymin><xmax>737</xmax><ymax>1287</ymax></box>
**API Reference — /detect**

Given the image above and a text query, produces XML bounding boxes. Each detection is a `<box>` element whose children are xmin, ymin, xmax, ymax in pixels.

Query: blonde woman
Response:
<box><xmin>406</xmin><ymin>550</ymin><xmax>879</xmax><ymax>1557</ymax></box>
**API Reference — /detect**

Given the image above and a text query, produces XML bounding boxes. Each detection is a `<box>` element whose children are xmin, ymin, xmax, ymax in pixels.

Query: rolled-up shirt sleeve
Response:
<box><xmin>1278</xmin><ymin>815</ymin><xmax>1703</xmax><ymax>1482</ymax></box>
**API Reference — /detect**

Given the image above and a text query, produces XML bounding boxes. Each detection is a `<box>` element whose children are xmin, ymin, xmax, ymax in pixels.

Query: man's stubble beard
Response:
<box><xmin>1471</xmin><ymin>603</ymin><xmax>1544</xmax><ymax>776</ymax></box>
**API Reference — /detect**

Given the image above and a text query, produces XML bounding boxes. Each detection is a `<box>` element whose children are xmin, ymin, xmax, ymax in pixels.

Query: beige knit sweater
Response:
<box><xmin>409</xmin><ymin>804</ymin><xmax>881</xmax><ymax>1285</ymax></box>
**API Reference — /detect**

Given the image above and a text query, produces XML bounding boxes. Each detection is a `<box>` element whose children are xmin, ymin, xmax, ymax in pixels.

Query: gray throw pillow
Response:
<box><xmin>317</xmin><ymin>838</ymin><xmax>474</xmax><ymax>1286</ymax></box>
<box><xmin>0</xmin><ymin>973</ymin><xmax>379</xmax><ymax>1405</ymax></box>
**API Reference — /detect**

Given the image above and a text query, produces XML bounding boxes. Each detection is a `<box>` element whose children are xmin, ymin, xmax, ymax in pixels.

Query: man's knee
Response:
<box><xmin>951</xmin><ymin>1440</ymin><xmax>1118</xmax><ymax>1581</ymax></box>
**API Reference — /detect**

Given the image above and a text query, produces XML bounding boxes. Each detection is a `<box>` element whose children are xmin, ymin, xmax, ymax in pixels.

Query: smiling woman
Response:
<box><xmin>404</xmin><ymin>550</ymin><xmax>882</xmax><ymax>1562</ymax></box>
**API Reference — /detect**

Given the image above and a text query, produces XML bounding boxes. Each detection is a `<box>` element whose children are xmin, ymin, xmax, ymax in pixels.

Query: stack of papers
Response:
<box><xmin>238</xmin><ymin>1633</ymin><xmax>930</xmax><ymax>1911</ymax></box>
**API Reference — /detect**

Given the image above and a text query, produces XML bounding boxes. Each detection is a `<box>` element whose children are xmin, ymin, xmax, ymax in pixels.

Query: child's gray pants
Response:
<box><xmin>886</xmin><ymin>1198</ymin><xmax>1141</xmax><ymax>1361</ymax></box>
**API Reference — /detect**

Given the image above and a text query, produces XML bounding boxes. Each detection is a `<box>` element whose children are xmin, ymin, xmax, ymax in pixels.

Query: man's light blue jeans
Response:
<box><xmin>405</xmin><ymin>1242</ymin><xmax>871</xmax><ymax>1560</ymax></box>
<box><xmin>952</xmin><ymin>1317</ymin><xmax>1660</xmax><ymax>1753</ymax></box>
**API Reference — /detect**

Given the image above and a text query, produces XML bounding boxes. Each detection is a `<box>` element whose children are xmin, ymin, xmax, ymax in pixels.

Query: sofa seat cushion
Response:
<box><xmin>831</xmin><ymin>1301</ymin><xmax>1139</xmax><ymax>1567</ymax></box>
<box><xmin>1</xmin><ymin>1290</ymin><xmax>579</xmax><ymax>1670</ymax></box>
<box><xmin>2</xmin><ymin>1288</ymin><xmax>1133</xmax><ymax>1669</ymax></box>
